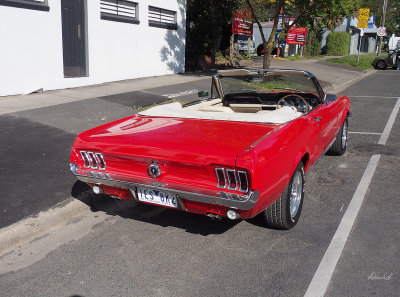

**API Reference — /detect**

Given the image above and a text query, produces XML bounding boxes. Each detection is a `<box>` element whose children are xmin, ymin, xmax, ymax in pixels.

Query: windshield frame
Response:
<box><xmin>212</xmin><ymin>68</ymin><xmax>325</xmax><ymax>104</ymax></box>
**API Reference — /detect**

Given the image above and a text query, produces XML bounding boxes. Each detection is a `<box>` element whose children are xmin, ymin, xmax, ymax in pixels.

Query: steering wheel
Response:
<box><xmin>276</xmin><ymin>94</ymin><xmax>310</xmax><ymax>113</ymax></box>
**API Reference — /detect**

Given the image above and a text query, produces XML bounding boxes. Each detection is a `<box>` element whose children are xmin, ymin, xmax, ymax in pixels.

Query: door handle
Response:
<box><xmin>77</xmin><ymin>24</ymin><xmax>81</xmax><ymax>39</ymax></box>
<box><xmin>314</xmin><ymin>116</ymin><xmax>322</xmax><ymax>122</ymax></box>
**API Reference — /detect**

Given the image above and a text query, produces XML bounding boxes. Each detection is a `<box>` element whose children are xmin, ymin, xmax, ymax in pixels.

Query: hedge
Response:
<box><xmin>326</xmin><ymin>32</ymin><xmax>351</xmax><ymax>56</ymax></box>
<box><xmin>304</xmin><ymin>30</ymin><xmax>322</xmax><ymax>57</ymax></box>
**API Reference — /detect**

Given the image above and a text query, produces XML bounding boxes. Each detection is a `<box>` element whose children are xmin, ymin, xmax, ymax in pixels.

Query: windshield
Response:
<box><xmin>219</xmin><ymin>74</ymin><xmax>317</xmax><ymax>95</ymax></box>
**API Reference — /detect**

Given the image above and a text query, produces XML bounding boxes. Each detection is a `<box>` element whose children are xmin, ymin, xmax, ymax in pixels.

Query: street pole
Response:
<box><xmin>378</xmin><ymin>0</ymin><xmax>388</xmax><ymax>56</ymax></box>
<box><xmin>357</xmin><ymin>29</ymin><xmax>363</xmax><ymax>65</ymax></box>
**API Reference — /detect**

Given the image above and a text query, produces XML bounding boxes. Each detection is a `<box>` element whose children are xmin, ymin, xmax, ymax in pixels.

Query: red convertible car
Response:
<box><xmin>70</xmin><ymin>69</ymin><xmax>350</xmax><ymax>229</ymax></box>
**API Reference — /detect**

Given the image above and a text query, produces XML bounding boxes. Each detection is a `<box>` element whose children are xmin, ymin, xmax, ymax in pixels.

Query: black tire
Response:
<box><xmin>263</xmin><ymin>162</ymin><xmax>305</xmax><ymax>230</ymax></box>
<box><xmin>327</xmin><ymin>117</ymin><xmax>348</xmax><ymax>156</ymax></box>
<box><xmin>376</xmin><ymin>59</ymin><xmax>386</xmax><ymax>70</ymax></box>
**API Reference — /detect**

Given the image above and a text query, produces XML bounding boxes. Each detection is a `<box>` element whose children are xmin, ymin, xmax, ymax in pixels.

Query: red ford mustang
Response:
<box><xmin>70</xmin><ymin>69</ymin><xmax>351</xmax><ymax>229</ymax></box>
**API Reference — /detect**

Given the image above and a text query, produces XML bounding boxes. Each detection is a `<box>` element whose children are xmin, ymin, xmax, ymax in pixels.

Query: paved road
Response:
<box><xmin>0</xmin><ymin>71</ymin><xmax>399</xmax><ymax>297</ymax></box>
<box><xmin>0</xmin><ymin>79</ymin><xmax>210</xmax><ymax>228</ymax></box>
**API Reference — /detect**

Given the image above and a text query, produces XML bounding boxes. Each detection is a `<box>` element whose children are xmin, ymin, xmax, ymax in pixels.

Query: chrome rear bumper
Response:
<box><xmin>74</xmin><ymin>174</ymin><xmax>259</xmax><ymax>211</ymax></box>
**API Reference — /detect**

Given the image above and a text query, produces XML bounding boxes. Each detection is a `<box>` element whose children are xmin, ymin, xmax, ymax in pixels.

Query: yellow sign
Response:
<box><xmin>358</xmin><ymin>8</ymin><xmax>370</xmax><ymax>28</ymax></box>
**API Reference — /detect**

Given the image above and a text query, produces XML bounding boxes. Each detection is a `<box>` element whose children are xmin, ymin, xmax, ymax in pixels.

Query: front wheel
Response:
<box><xmin>327</xmin><ymin>117</ymin><xmax>348</xmax><ymax>156</ymax></box>
<box><xmin>376</xmin><ymin>59</ymin><xmax>386</xmax><ymax>70</ymax></box>
<box><xmin>263</xmin><ymin>162</ymin><xmax>305</xmax><ymax>230</ymax></box>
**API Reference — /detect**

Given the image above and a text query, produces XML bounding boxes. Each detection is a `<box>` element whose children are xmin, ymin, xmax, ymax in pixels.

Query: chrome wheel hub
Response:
<box><xmin>290</xmin><ymin>171</ymin><xmax>303</xmax><ymax>219</ymax></box>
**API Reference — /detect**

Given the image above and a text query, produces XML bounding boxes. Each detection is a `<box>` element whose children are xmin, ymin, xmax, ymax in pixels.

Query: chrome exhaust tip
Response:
<box><xmin>110</xmin><ymin>194</ymin><xmax>123</xmax><ymax>200</ymax></box>
<box><xmin>206</xmin><ymin>213</ymin><xmax>222</xmax><ymax>221</ymax></box>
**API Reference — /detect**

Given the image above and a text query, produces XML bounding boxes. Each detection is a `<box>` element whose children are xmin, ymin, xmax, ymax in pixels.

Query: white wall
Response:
<box><xmin>0</xmin><ymin>0</ymin><xmax>186</xmax><ymax>96</ymax></box>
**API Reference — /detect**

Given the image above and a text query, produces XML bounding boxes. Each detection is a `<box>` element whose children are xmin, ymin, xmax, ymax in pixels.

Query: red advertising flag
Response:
<box><xmin>232</xmin><ymin>8</ymin><xmax>253</xmax><ymax>36</ymax></box>
<box><xmin>286</xmin><ymin>27</ymin><xmax>307</xmax><ymax>45</ymax></box>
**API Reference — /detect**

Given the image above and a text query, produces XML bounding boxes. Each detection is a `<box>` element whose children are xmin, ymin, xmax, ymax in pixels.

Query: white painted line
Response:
<box><xmin>348</xmin><ymin>131</ymin><xmax>382</xmax><ymax>135</ymax></box>
<box><xmin>378</xmin><ymin>97</ymin><xmax>400</xmax><ymax>145</ymax></box>
<box><xmin>163</xmin><ymin>89</ymin><xmax>199</xmax><ymax>98</ymax></box>
<box><xmin>304</xmin><ymin>154</ymin><xmax>381</xmax><ymax>297</ymax></box>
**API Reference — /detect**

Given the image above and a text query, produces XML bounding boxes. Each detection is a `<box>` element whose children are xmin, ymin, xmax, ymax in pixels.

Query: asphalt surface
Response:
<box><xmin>0</xmin><ymin>70</ymin><xmax>399</xmax><ymax>297</ymax></box>
<box><xmin>0</xmin><ymin>80</ymin><xmax>210</xmax><ymax>228</ymax></box>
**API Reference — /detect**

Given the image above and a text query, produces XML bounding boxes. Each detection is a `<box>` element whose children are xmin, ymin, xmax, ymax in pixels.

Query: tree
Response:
<box><xmin>186</xmin><ymin>0</ymin><xmax>239</xmax><ymax>70</ymax></box>
<box><xmin>244</xmin><ymin>0</ymin><xmax>357</xmax><ymax>68</ymax></box>
<box><xmin>359</xmin><ymin>0</ymin><xmax>400</xmax><ymax>36</ymax></box>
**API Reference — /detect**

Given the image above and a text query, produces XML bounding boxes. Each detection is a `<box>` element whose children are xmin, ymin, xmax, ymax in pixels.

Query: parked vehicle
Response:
<box><xmin>388</xmin><ymin>36</ymin><xmax>400</xmax><ymax>51</ymax></box>
<box><xmin>237</xmin><ymin>34</ymin><xmax>255</xmax><ymax>53</ymax></box>
<box><xmin>257</xmin><ymin>44</ymin><xmax>278</xmax><ymax>56</ymax></box>
<box><xmin>373</xmin><ymin>48</ymin><xmax>400</xmax><ymax>70</ymax></box>
<box><xmin>69</xmin><ymin>69</ymin><xmax>351</xmax><ymax>229</ymax></box>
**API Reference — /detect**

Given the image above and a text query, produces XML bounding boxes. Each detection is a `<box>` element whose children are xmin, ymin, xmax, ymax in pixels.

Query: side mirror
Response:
<box><xmin>198</xmin><ymin>90</ymin><xmax>209</xmax><ymax>98</ymax></box>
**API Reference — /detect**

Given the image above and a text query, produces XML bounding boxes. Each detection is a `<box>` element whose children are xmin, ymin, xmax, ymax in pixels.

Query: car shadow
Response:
<box><xmin>71</xmin><ymin>181</ymin><xmax>240</xmax><ymax>236</ymax></box>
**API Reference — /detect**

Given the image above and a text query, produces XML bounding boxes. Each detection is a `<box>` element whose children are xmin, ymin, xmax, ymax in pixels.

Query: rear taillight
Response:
<box><xmin>215</xmin><ymin>168</ymin><xmax>249</xmax><ymax>193</ymax></box>
<box><xmin>80</xmin><ymin>151</ymin><xmax>106</xmax><ymax>170</ymax></box>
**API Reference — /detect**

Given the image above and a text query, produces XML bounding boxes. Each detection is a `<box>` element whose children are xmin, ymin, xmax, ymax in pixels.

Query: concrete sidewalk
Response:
<box><xmin>0</xmin><ymin>73</ymin><xmax>210</xmax><ymax>115</ymax></box>
<box><xmin>0</xmin><ymin>58</ymin><xmax>374</xmax><ymax>115</ymax></box>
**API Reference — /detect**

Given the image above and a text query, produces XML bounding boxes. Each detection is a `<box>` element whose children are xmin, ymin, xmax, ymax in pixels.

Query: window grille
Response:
<box><xmin>100</xmin><ymin>0</ymin><xmax>139</xmax><ymax>24</ymax></box>
<box><xmin>148</xmin><ymin>6</ymin><xmax>177</xmax><ymax>30</ymax></box>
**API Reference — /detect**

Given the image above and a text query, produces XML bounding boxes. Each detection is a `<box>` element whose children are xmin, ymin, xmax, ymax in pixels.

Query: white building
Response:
<box><xmin>0</xmin><ymin>0</ymin><xmax>186</xmax><ymax>96</ymax></box>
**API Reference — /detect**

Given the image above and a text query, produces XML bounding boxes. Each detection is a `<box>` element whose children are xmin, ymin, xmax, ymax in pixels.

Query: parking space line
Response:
<box><xmin>378</xmin><ymin>97</ymin><xmax>400</xmax><ymax>145</ymax></box>
<box><xmin>304</xmin><ymin>154</ymin><xmax>381</xmax><ymax>297</ymax></box>
<box><xmin>349</xmin><ymin>131</ymin><xmax>382</xmax><ymax>135</ymax></box>
<box><xmin>162</xmin><ymin>89</ymin><xmax>199</xmax><ymax>98</ymax></box>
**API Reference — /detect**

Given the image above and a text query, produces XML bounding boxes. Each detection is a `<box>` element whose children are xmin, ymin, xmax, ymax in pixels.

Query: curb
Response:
<box><xmin>328</xmin><ymin>69</ymin><xmax>376</xmax><ymax>94</ymax></box>
<box><xmin>0</xmin><ymin>68</ymin><xmax>377</xmax><ymax>255</ymax></box>
<box><xmin>0</xmin><ymin>196</ymin><xmax>93</xmax><ymax>255</ymax></box>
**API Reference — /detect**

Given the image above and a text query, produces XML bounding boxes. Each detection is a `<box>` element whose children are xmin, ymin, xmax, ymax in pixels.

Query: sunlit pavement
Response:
<box><xmin>0</xmin><ymin>70</ymin><xmax>399</xmax><ymax>297</ymax></box>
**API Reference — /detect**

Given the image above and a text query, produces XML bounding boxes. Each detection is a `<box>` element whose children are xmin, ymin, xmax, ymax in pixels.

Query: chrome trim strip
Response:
<box><xmin>80</xmin><ymin>151</ymin><xmax>90</xmax><ymax>168</ymax></box>
<box><xmin>74</xmin><ymin>174</ymin><xmax>259</xmax><ymax>211</ymax></box>
<box><xmin>87</xmin><ymin>152</ymin><xmax>98</xmax><ymax>169</ymax></box>
<box><xmin>237</xmin><ymin>171</ymin><xmax>249</xmax><ymax>193</ymax></box>
<box><xmin>212</xmin><ymin>74</ymin><xmax>224</xmax><ymax>99</ymax></box>
<box><xmin>226</xmin><ymin>169</ymin><xmax>238</xmax><ymax>191</ymax></box>
<box><xmin>95</xmin><ymin>152</ymin><xmax>106</xmax><ymax>171</ymax></box>
<box><xmin>215</xmin><ymin>168</ymin><xmax>226</xmax><ymax>189</ymax></box>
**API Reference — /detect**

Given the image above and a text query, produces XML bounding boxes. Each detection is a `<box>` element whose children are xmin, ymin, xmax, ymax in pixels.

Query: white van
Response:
<box><xmin>388</xmin><ymin>35</ymin><xmax>400</xmax><ymax>51</ymax></box>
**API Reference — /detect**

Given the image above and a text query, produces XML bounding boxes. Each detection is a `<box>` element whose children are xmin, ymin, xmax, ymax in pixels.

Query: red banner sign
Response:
<box><xmin>232</xmin><ymin>9</ymin><xmax>253</xmax><ymax>36</ymax></box>
<box><xmin>286</xmin><ymin>27</ymin><xmax>307</xmax><ymax>45</ymax></box>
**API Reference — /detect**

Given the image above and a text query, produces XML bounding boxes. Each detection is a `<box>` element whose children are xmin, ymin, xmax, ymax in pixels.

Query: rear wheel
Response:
<box><xmin>263</xmin><ymin>162</ymin><xmax>304</xmax><ymax>230</ymax></box>
<box><xmin>376</xmin><ymin>59</ymin><xmax>386</xmax><ymax>70</ymax></box>
<box><xmin>327</xmin><ymin>117</ymin><xmax>348</xmax><ymax>156</ymax></box>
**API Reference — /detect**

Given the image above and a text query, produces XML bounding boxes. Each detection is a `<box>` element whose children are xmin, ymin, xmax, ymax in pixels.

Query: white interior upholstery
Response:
<box><xmin>139</xmin><ymin>100</ymin><xmax>303</xmax><ymax>124</ymax></box>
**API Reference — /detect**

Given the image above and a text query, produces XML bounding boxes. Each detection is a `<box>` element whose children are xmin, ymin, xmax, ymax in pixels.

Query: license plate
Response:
<box><xmin>136</xmin><ymin>187</ymin><xmax>178</xmax><ymax>208</ymax></box>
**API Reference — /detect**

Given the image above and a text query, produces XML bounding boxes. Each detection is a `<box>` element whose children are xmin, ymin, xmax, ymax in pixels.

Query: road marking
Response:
<box><xmin>378</xmin><ymin>97</ymin><xmax>400</xmax><ymax>145</ymax></box>
<box><xmin>162</xmin><ymin>89</ymin><xmax>199</xmax><ymax>98</ymax></box>
<box><xmin>304</xmin><ymin>154</ymin><xmax>381</xmax><ymax>297</ymax></box>
<box><xmin>348</xmin><ymin>131</ymin><xmax>382</xmax><ymax>135</ymax></box>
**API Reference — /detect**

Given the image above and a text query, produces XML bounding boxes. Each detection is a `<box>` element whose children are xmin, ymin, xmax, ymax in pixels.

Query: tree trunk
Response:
<box><xmin>246</xmin><ymin>0</ymin><xmax>285</xmax><ymax>69</ymax></box>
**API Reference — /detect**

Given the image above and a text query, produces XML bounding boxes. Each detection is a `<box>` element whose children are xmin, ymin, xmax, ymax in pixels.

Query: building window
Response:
<box><xmin>0</xmin><ymin>0</ymin><xmax>49</xmax><ymax>11</ymax></box>
<box><xmin>148</xmin><ymin>6</ymin><xmax>177</xmax><ymax>30</ymax></box>
<box><xmin>100</xmin><ymin>0</ymin><xmax>139</xmax><ymax>24</ymax></box>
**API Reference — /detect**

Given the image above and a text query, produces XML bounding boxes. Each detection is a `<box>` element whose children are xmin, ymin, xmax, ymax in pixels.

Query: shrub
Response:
<box><xmin>326</xmin><ymin>32</ymin><xmax>351</xmax><ymax>56</ymax></box>
<box><xmin>304</xmin><ymin>30</ymin><xmax>322</xmax><ymax>57</ymax></box>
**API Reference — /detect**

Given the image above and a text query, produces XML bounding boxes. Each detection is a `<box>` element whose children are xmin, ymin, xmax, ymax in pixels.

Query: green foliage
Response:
<box><xmin>359</xmin><ymin>0</ymin><xmax>400</xmax><ymax>36</ymax></box>
<box><xmin>244</xmin><ymin>0</ymin><xmax>358</xmax><ymax>67</ymax></box>
<box><xmin>324</xmin><ymin>54</ymin><xmax>375</xmax><ymax>70</ymax></box>
<box><xmin>186</xmin><ymin>0</ymin><xmax>239</xmax><ymax>55</ymax></box>
<box><xmin>326</xmin><ymin>32</ymin><xmax>351</xmax><ymax>56</ymax></box>
<box><xmin>304</xmin><ymin>30</ymin><xmax>322</xmax><ymax>57</ymax></box>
